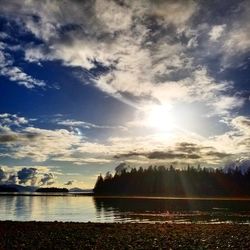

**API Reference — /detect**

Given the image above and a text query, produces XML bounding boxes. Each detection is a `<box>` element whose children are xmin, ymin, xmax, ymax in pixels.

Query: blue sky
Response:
<box><xmin>0</xmin><ymin>0</ymin><xmax>250</xmax><ymax>188</ymax></box>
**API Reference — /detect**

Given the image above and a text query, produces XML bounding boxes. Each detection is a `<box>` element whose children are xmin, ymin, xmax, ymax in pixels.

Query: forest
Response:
<box><xmin>94</xmin><ymin>165</ymin><xmax>250</xmax><ymax>197</ymax></box>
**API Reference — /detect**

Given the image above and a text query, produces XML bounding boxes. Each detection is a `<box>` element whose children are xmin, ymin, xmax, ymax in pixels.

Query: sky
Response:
<box><xmin>0</xmin><ymin>0</ymin><xmax>250</xmax><ymax>189</ymax></box>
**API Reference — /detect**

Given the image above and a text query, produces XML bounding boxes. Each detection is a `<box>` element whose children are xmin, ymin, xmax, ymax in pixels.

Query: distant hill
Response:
<box><xmin>69</xmin><ymin>188</ymin><xmax>93</xmax><ymax>193</ymax></box>
<box><xmin>0</xmin><ymin>184</ymin><xmax>37</xmax><ymax>192</ymax></box>
<box><xmin>0</xmin><ymin>185</ymin><xmax>18</xmax><ymax>192</ymax></box>
<box><xmin>36</xmin><ymin>187</ymin><xmax>69</xmax><ymax>193</ymax></box>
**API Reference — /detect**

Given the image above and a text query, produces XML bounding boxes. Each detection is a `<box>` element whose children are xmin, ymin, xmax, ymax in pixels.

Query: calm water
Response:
<box><xmin>1</xmin><ymin>195</ymin><xmax>250</xmax><ymax>224</ymax></box>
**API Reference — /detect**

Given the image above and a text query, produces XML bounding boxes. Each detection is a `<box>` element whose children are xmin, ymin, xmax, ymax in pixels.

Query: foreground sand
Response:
<box><xmin>0</xmin><ymin>222</ymin><xmax>249</xmax><ymax>249</ymax></box>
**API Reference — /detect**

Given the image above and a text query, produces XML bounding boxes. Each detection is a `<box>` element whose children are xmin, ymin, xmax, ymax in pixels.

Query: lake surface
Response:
<box><xmin>1</xmin><ymin>194</ymin><xmax>250</xmax><ymax>224</ymax></box>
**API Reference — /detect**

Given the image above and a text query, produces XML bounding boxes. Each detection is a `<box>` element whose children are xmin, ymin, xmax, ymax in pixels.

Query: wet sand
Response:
<box><xmin>0</xmin><ymin>221</ymin><xmax>249</xmax><ymax>249</ymax></box>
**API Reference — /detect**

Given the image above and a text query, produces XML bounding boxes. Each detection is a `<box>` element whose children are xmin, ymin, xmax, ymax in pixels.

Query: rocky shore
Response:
<box><xmin>0</xmin><ymin>221</ymin><xmax>249</xmax><ymax>249</ymax></box>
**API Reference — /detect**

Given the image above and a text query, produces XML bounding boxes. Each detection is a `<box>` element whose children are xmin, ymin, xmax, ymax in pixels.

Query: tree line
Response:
<box><xmin>93</xmin><ymin>165</ymin><xmax>250</xmax><ymax>197</ymax></box>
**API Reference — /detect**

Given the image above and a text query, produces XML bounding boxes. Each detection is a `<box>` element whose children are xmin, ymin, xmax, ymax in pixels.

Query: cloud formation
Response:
<box><xmin>0</xmin><ymin>166</ymin><xmax>56</xmax><ymax>186</ymax></box>
<box><xmin>17</xmin><ymin>167</ymin><xmax>38</xmax><ymax>185</ymax></box>
<box><xmin>40</xmin><ymin>173</ymin><xmax>55</xmax><ymax>186</ymax></box>
<box><xmin>1</xmin><ymin>112</ymin><xmax>250</xmax><ymax>170</ymax></box>
<box><xmin>0</xmin><ymin>0</ymin><xmax>246</xmax><ymax>115</ymax></box>
<box><xmin>114</xmin><ymin>142</ymin><xmax>231</xmax><ymax>164</ymax></box>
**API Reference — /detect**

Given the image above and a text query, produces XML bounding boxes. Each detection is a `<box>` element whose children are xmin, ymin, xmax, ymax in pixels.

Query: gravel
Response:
<box><xmin>0</xmin><ymin>221</ymin><xmax>249</xmax><ymax>249</ymax></box>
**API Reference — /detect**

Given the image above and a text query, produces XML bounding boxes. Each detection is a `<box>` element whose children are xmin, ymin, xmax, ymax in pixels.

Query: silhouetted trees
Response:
<box><xmin>93</xmin><ymin>166</ymin><xmax>250</xmax><ymax>197</ymax></box>
<box><xmin>0</xmin><ymin>185</ymin><xmax>18</xmax><ymax>192</ymax></box>
<box><xmin>36</xmin><ymin>187</ymin><xmax>69</xmax><ymax>193</ymax></box>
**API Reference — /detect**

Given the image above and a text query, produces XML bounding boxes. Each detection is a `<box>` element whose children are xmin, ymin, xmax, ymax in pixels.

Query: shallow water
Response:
<box><xmin>1</xmin><ymin>195</ymin><xmax>250</xmax><ymax>223</ymax></box>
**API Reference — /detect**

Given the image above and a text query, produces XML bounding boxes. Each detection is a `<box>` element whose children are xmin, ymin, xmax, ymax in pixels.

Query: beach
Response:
<box><xmin>0</xmin><ymin>221</ymin><xmax>249</xmax><ymax>249</ymax></box>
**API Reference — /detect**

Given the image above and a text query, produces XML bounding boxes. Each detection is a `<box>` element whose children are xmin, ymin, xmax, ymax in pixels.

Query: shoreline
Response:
<box><xmin>1</xmin><ymin>192</ymin><xmax>250</xmax><ymax>201</ymax></box>
<box><xmin>0</xmin><ymin>221</ymin><xmax>249</xmax><ymax>249</ymax></box>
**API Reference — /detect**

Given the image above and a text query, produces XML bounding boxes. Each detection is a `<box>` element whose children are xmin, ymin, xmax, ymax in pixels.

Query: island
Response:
<box><xmin>35</xmin><ymin>187</ymin><xmax>69</xmax><ymax>193</ymax></box>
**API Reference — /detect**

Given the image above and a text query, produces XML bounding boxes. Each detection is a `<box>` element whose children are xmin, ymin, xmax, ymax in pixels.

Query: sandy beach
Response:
<box><xmin>0</xmin><ymin>221</ymin><xmax>249</xmax><ymax>249</ymax></box>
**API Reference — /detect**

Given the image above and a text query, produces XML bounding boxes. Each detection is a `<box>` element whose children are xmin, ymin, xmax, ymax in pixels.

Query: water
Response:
<box><xmin>1</xmin><ymin>194</ymin><xmax>250</xmax><ymax>224</ymax></box>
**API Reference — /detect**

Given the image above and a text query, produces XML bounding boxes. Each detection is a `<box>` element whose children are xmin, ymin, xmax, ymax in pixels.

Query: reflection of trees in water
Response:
<box><xmin>93</xmin><ymin>197</ymin><xmax>191</xmax><ymax>213</ymax></box>
<box><xmin>1</xmin><ymin>196</ymin><xmax>68</xmax><ymax>221</ymax></box>
<box><xmin>0</xmin><ymin>196</ymin><xmax>34</xmax><ymax>220</ymax></box>
<box><xmin>93</xmin><ymin>197</ymin><xmax>250</xmax><ymax>223</ymax></box>
<box><xmin>94</xmin><ymin>197</ymin><xmax>250</xmax><ymax>212</ymax></box>
<box><xmin>1</xmin><ymin>196</ymin><xmax>99</xmax><ymax>222</ymax></box>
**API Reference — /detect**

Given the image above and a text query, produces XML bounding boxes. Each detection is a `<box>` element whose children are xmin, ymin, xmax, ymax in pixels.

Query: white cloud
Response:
<box><xmin>0</xmin><ymin>45</ymin><xmax>46</xmax><ymax>88</ymax></box>
<box><xmin>0</xmin><ymin>124</ymin><xmax>82</xmax><ymax>162</ymax></box>
<box><xmin>0</xmin><ymin>113</ymin><xmax>29</xmax><ymax>127</ymax></box>
<box><xmin>52</xmin><ymin>156</ymin><xmax>112</xmax><ymax>165</ymax></box>
<box><xmin>24</xmin><ymin>46</ymin><xmax>49</xmax><ymax>63</ymax></box>
<box><xmin>1</xmin><ymin>66</ymin><xmax>45</xmax><ymax>88</ymax></box>
<box><xmin>208</xmin><ymin>116</ymin><xmax>250</xmax><ymax>158</ymax></box>
<box><xmin>212</xmin><ymin>96</ymin><xmax>245</xmax><ymax>115</ymax></box>
<box><xmin>209</xmin><ymin>25</ymin><xmax>226</xmax><ymax>41</ymax></box>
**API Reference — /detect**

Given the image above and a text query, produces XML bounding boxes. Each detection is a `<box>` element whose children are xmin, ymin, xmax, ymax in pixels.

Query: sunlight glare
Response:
<box><xmin>146</xmin><ymin>104</ymin><xmax>175</xmax><ymax>131</ymax></box>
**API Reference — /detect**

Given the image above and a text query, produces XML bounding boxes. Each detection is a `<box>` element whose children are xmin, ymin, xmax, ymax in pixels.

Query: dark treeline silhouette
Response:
<box><xmin>0</xmin><ymin>185</ymin><xmax>18</xmax><ymax>192</ymax></box>
<box><xmin>36</xmin><ymin>187</ymin><xmax>69</xmax><ymax>193</ymax></box>
<box><xmin>94</xmin><ymin>166</ymin><xmax>250</xmax><ymax>197</ymax></box>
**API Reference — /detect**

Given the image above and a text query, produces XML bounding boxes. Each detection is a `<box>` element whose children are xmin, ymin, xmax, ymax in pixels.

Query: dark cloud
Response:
<box><xmin>175</xmin><ymin>142</ymin><xmax>214</xmax><ymax>154</ymax></box>
<box><xmin>114</xmin><ymin>150</ymin><xmax>201</xmax><ymax>160</ymax></box>
<box><xmin>40</xmin><ymin>173</ymin><xmax>55</xmax><ymax>186</ymax></box>
<box><xmin>239</xmin><ymin>119</ymin><xmax>250</xmax><ymax>127</ymax></box>
<box><xmin>17</xmin><ymin>168</ymin><xmax>38</xmax><ymax>185</ymax></box>
<box><xmin>115</xmin><ymin>162</ymin><xmax>131</xmax><ymax>174</ymax></box>
<box><xmin>175</xmin><ymin>142</ymin><xmax>200</xmax><ymax>153</ymax></box>
<box><xmin>0</xmin><ymin>167</ymin><xmax>55</xmax><ymax>186</ymax></box>
<box><xmin>0</xmin><ymin>133</ymin><xmax>39</xmax><ymax>143</ymax></box>
<box><xmin>0</xmin><ymin>167</ymin><xmax>56</xmax><ymax>186</ymax></box>
<box><xmin>0</xmin><ymin>134</ymin><xmax>19</xmax><ymax>143</ymax></box>
<box><xmin>147</xmin><ymin>151</ymin><xmax>201</xmax><ymax>160</ymax></box>
<box><xmin>64</xmin><ymin>180</ymin><xmax>74</xmax><ymax>186</ymax></box>
<box><xmin>114</xmin><ymin>142</ymin><xmax>232</xmax><ymax>161</ymax></box>
<box><xmin>205</xmin><ymin>151</ymin><xmax>232</xmax><ymax>159</ymax></box>
<box><xmin>114</xmin><ymin>152</ymin><xmax>142</xmax><ymax>159</ymax></box>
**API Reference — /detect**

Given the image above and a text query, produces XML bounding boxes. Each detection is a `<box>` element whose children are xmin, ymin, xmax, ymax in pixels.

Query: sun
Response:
<box><xmin>146</xmin><ymin>104</ymin><xmax>175</xmax><ymax>131</ymax></box>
